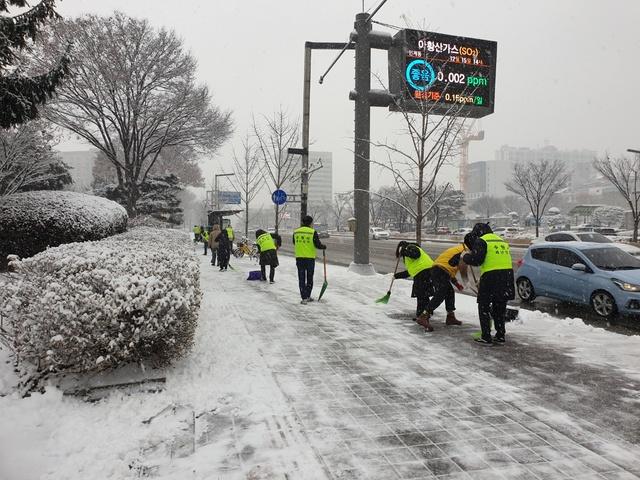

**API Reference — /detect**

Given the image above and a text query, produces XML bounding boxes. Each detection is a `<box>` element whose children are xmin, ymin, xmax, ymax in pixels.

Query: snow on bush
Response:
<box><xmin>0</xmin><ymin>227</ymin><xmax>201</xmax><ymax>376</ymax></box>
<box><xmin>0</xmin><ymin>190</ymin><xmax>128</xmax><ymax>269</ymax></box>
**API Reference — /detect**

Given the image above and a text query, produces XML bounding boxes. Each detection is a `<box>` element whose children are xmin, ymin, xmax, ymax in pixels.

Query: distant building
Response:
<box><xmin>466</xmin><ymin>145</ymin><xmax>597</xmax><ymax>200</ymax></box>
<box><xmin>57</xmin><ymin>150</ymin><xmax>98</xmax><ymax>191</ymax></box>
<box><xmin>282</xmin><ymin>151</ymin><xmax>333</xmax><ymax>225</ymax></box>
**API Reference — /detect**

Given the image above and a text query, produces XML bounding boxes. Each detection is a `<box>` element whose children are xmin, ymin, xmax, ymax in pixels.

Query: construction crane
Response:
<box><xmin>458</xmin><ymin>127</ymin><xmax>484</xmax><ymax>194</ymax></box>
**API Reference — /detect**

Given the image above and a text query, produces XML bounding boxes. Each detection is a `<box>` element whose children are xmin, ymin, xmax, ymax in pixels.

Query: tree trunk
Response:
<box><xmin>244</xmin><ymin>203</ymin><xmax>249</xmax><ymax>238</ymax></box>
<box><xmin>634</xmin><ymin>216</ymin><xmax>639</xmax><ymax>243</ymax></box>
<box><xmin>126</xmin><ymin>183</ymin><xmax>139</xmax><ymax>217</ymax></box>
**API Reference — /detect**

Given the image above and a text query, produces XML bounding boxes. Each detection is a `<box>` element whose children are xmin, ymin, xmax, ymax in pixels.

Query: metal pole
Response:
<box><xmin>301</xmin><ymin>45</ymin><xmax>311</xmax><ymax>222</ymax></box>
<box><xmin>353</xmin><ymin>12</ymin><xmax>372</xmax><ymax>270</ymax></box>
<box><xmin>214</xmin><ymin>175</ymin><xmax>218</xmax><ymax>211</ymax></box>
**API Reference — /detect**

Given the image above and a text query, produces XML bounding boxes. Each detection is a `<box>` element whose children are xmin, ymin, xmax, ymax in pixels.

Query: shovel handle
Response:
<box><xmin>388</xmin><ymin>255</ymin><xmax>401</xmax><ymax>292</ymax></box>
<box><xmin>323</xmin><ymin>249</ymin><xmax>327</xmax><ymax>280</ymax></box>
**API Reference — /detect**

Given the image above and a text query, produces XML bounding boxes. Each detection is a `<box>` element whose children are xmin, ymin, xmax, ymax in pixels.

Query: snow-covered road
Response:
<box><xmin>2</xmin><ymin>251</ymin><xmax>640</xmax><ymax>479</ymax></box>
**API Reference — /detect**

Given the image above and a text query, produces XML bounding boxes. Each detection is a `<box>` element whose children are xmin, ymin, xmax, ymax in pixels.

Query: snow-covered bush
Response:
<box><xmin>592</xmin><ymin>206</ymin><xmax>625</xmax><ymax>228</ymax></box>
<box><xmin>0</xmin><ymin>190</ymin><xmax>128</xmax><ymax>269</ymax></box>
<box><xmin>1</xmin><ymin>227</ymin><xmax>200</xmax><ymax>375</ymax></box>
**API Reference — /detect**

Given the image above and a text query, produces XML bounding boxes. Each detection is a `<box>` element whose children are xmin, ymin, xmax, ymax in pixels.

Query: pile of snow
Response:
<box><xmin>0</xmin><ymin>190</ymin><xmax>128</xmax><ymax>269</ymax></box>
<box><xmin>1</xmin><ymin>227</ymin><xmax>201</xmax><ymax>377</ymax></box>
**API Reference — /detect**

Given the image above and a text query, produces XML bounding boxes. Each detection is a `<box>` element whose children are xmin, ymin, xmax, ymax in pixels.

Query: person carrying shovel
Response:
<box><xmin>392</xmin><ymin>241</ymin><xmax>435</xmax><ymax>330</ymax></box>
<box><xmin>462</xmin><ymin>223</ymin><xmax>515</xmax><ymax>345</ymax></box>
<box><xmin>293</xmin><ymin>215</ymin><xmax>326</xmax><ymax>304</ymax></box>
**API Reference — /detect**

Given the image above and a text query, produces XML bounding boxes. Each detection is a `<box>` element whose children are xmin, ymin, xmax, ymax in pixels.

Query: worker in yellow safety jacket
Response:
<box><xmin>416</xmin><ymin>234</ymin><xmax>476</xmax><ymax>329</ymax></box>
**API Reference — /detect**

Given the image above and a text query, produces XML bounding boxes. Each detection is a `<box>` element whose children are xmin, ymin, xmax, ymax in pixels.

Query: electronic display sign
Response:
<box><xmin>388</xmin><ymin>29</ymin><xmax>497</xmax><ymax>118</ymax></box>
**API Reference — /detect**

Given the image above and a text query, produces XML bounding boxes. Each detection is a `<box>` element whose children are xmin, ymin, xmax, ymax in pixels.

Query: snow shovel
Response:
<box><xmin>318</xmin><ymin>250</ymin><xmax>328</xmax><ymax>300</ymax></box>
<box><xmin>375</xmin><ymin>256</ymin><xmax>401</xmax><ymax>304</ymax></box>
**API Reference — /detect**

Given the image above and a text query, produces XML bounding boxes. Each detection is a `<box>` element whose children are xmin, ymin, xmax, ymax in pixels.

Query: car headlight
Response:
<box><xmin>612</xmin><ymin>279</ymin><xmax>640</xmax><ymax>292</ymax></box>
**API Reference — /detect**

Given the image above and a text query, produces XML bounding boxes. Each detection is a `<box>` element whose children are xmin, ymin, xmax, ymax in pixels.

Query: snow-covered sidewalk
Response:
<box><xmin>2</xmin><ymin>251</ymin><xmax>640</xmax><ymax>479</ymax></box>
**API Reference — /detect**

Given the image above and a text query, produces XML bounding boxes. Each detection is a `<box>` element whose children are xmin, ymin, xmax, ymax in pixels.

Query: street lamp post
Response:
<box><xmin>214</xmin><ymin>173</ymin><xmax>235</xmax><ymax>210</ymax></box>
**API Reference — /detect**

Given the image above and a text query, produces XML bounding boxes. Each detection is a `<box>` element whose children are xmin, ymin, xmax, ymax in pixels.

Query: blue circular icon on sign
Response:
<box><xmin>271</xmin><ymin>189</ymin><xmax>287</xmax><ymax>205</ymax></box>
<box><xmin>405</xmin><ymin>59</ymin><xmax>436</xmax><ymax>91</ymax></box>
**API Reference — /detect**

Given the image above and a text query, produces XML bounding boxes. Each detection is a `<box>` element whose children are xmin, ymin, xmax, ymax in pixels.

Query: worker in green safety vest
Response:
<box><xmin>292</xmin><ymin>215</ymin><xmax>326</xmax><ymax>304</ymax></box>
<box><xmin>394</xmin><ymin>241</ymin><xmax>435</xmax><ymax>331</ymax></box>
<box><xmin>463</xmin><ymin>223</ymin><xmax>515</xmax><ymax>345</ymax></box>
<box><xmin>202</xmin><ymin>228</ymin><xmax>210</xmax><ymax>256</ymax></box>
<box><xmin>255</xmin><ymin>229</ymin><xmax>281</xmax><ymax>283</ymax></box>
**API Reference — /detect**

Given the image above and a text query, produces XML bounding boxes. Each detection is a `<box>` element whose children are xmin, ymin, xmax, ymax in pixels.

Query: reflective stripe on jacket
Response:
<box><xmin>293</xmin><ymin>226</ymin><xmax>316</xmax><ymax>258</ymax></box>
<box><xmin>256</xmin><ymin>232</ymin><xmax>276</xmax><ymax>252</ymax></box>
<box><xmin>403</xmin><ymin>247</ymin><xmax>434</xmax><ymax>278</ymax></box>
<box><xmin>479</xmin><ymin>233</ymin><xmax>512</xmax><ymax>276</ymax></box>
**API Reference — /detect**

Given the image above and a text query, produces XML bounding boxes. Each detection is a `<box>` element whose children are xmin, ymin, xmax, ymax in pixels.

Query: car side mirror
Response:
<box><xmin>571</xmin><ymin>263</ymin><xmax>587</xmax><ymax>272</ymax></box>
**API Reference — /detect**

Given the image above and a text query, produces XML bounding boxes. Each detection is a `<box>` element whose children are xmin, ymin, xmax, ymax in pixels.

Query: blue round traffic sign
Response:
<box><xmin>271</xmin><ymin>189</ymin><xmax>287</xmax><ymax>205</ymax></box>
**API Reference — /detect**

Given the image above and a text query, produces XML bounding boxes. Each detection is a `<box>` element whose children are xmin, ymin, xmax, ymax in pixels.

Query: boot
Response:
<box><xmin>416</xmin><ymin>312</ymin><xmax>434</xmax><ymax>332</ymax></box>
<box><xmin>445</xmin><ymin>311</ymin><xmax>462</xmax><ymax>326</ymax></box>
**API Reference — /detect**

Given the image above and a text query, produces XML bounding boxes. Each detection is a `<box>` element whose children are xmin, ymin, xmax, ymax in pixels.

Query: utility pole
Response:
<box><xmin>352</xmin><ymin>12</ymin><xmax>373</xmax><ymax>273</ymax></box>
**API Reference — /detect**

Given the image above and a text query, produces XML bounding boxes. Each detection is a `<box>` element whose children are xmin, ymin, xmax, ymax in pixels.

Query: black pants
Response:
<box><xmin>203</xmin><ymin>242</ymin><xmax>208</xmax><ymax>255</ymax></box>
<box><xmin>218</xmin><ymin>251</ymin><xmax>230</xmax><ymax>269</ymax></box>
<box><xmin>261</xmin><ymin>264</ymin><xmax>275</xmax><ymax>282</ymax></box>
<box><xmin>296</xmin><ymin>258</ymin><xmax>315</xmax><ymax>299</ymax></box>
<box><xmin>426</xmin><ymin>266</ymin><xmax>455</xmax><ymax>314</ymax></box>
<box><xmin>478</xmin><ymin>301</ymin><xmax>507</xmax><ymax>341</ymax></box>
<box><xmin>210</xmin><ymin>248</ymin><xmax>218</xmax><ymax>265</ymax></box>
<box><xmin>413</xmin><ymin>269</ymin><xmax>432</xmax><ymax>317</ymax></box>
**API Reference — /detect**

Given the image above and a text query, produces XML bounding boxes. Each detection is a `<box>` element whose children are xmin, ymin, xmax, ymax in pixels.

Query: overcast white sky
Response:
<box><xmin>56</xmin><ymin>0</ymin><xmax>640</xmax><ymax>197</ymax></box>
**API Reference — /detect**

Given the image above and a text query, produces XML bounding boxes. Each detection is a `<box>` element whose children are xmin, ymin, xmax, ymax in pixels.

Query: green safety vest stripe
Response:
<box><xmin>404</xmin><ymin>248</ymin><xmax>434</xmax><ymax>278</ymax></box>
<box><xmin>226</xmin><ymin>228</ymin><xmax>234</xmax><ymax>240</ymax></box>
<box><xmin>256</xmin><ymin>233</ymin><xmax>276</xmax><ymax>252</ymax></box>
<box><xmin>479</xmin><ymin>233</ymin><xmax>512</xmax><ymax>275</ymax></box>
<box><xmin>293</xmin><ymin>226</ymin><xmax>316</xmax><ymax>258</ymax></box>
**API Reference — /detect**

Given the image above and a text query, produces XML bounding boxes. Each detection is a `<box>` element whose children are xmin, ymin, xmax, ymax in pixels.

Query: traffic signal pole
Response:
<box><xmin>352</xmin><ymin>13</ymin><xmax>374</xmax><ymax>273</ymax></box>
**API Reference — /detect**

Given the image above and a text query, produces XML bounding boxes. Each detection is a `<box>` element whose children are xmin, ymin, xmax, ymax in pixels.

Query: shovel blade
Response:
<box><xmin>318</xmin><ymin>280</ymin><xmax>328</xmax><ymax>300</ymax></box>
<box><xmin>375</xmin><ymin>291</ymin><xmax>391</xmax><ymax>304</ymax></box>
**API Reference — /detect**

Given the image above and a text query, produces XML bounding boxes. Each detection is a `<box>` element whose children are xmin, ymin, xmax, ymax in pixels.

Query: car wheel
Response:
<box><xmin>516</xmin><ymin>277</ymin><xmax>536</xmax><ymax>302</ymax></box>
<box><xmin>373</xmin><ymin>235</ymin><xmax>378</xmax><ymax>240</ymax></box>
<box><xmin>590</xmin><ymin>291</ymin><xmax>617</xmax><ymax>319</ymax></box>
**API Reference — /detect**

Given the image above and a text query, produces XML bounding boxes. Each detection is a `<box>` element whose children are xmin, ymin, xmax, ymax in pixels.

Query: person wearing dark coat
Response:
<box><xmin>393</xmin><ymin>241</ymin><xmax>435</xmax><ymax>330</ymax></box>
<box><xmin>462</xmin><ymin>223</ymin><xmax>515</xmax><ymax>345</ymax></box>
<box><xmin>255</xmin><ymin>229</ymin><xmax>281</xmax><ymax>283</ymax></box>
<box><xmin>215</xmin><ymin>229</ymin><xmax>231</xmax><ymax>271</ymax></box>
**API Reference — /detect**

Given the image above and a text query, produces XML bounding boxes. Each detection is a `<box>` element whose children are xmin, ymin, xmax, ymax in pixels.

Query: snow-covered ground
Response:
<box><xmin>1</xmin><ymin>250</ymin><xmax>640</xmax><ymax>479</ymax></box>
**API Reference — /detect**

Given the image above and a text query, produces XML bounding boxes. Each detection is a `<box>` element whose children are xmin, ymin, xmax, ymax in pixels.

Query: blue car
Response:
<box><xmin>515</xmin><ymin>242</ymin><xmax>640</xmax><ymax>318</ymax></box>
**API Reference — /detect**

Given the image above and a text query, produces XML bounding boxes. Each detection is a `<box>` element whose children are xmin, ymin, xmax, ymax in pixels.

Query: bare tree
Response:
<box><xmin>470</xmin><ymin>195</ymin><xmax>503</xmax><ymax>219</ymax></box>
<box><xmin>92</xmin><ymin>145</ymin><xmax>204</xmax><ymax>189</ymax></box>
<box><xmin>426</xmin><ymin>185</ymin><xmax>465</xmax><ymax>233</ymax></box>
<box><xmin>229</xmin><ymin>134</ymin><xmax>264</xmax><ymax>237</ymax></box>
<box><xmin>594</xmin><ymin>154</ymin><xmax>640</xmax><ymax>241</ymax></box>
<box><xmin>506</xmin><ymin>159</ymin><xmax>569</xmax><ymax>237</ymax></box>
<box><xmin>43</xmin><ymin>12</ymin><xmax>233</xmax><ymax>215</ymax></box>
<box><xmin>252</xmin><ymin>109</ymin><xmax>299</xmax><ymax>232</ymax></box>
<box><xmin>0</xmin><ymin>121</ymin><xmax>69</xmax><ymax>196</ymax></box>
<box><xmin>369</xmin><ymin>89</ymin><xmax>469</xmax><ymax>243</ymax></box>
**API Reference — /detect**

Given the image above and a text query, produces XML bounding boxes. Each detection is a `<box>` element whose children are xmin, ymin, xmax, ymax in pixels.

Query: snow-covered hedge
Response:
<box><xmin>0</xmin><ymin>190</ymin><xmax>128</xmax><ymax>269</ymax></box>
<box><xmin>1</xmin><ymin>227</ymin><xmax>201</xmax><ymax>375</ymax></box>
